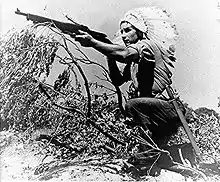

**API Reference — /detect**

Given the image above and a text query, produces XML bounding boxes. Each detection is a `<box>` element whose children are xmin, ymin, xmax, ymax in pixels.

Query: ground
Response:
<box><xmin>0</xmin><ymin>131</ymin><xmax>220</xmax><ymax>182</ymax></box>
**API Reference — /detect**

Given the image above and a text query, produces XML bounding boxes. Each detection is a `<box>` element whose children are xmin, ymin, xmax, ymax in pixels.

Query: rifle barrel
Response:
<box><xmin>15</xmin><ymin>10</ymin><xmax>28</xmax><ymax>16</ymax></box>
<box><xmin>15</xmin><ymin>9</ymin><xmax>112</xmax><ymax>44</ymax></box>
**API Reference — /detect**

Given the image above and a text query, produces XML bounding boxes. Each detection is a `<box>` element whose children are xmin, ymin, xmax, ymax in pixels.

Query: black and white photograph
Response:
<box><xmin>0</xmin><ymin>0</ymin><xmax>220</xmax><ymax>181</ymax></box>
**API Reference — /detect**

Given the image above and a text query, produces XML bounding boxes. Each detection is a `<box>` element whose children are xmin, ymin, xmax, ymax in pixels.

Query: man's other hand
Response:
<box><xmin>73</xmin><ymin>30</ymin><xmax>94</xmax><ymax>47</ymax></box>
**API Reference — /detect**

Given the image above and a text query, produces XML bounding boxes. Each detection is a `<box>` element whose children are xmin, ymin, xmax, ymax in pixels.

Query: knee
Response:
<box><xmin>126</xmin><ymin>97</ymin><xmax>155</xmax><ymax>109</ymax></box>
<box><xmin>125</xmin><ymin>99</ymin><xmax>136</xmax><ymax>113</ymax></box>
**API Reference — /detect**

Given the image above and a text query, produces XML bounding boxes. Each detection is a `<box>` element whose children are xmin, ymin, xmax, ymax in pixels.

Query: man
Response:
<box><xmin>73</xmin><ymin>12</ymin><xmax>185</xmax><ymax>148</ymax></box>
<box><xmin>71</xmin><ymin>8</ymin><xmax>200</xmax><ymax>177</ymax></box>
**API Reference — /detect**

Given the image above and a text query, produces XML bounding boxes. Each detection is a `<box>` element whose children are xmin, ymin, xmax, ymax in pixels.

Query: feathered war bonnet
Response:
<box><xmin>114</xmin><ymin>6</ymin><xmax>178</xmax><ymax>67</ymax></box>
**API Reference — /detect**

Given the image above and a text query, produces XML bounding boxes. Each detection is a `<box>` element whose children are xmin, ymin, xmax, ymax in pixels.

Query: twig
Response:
<box><xmin>147</xmin><ymin>153</ymin><xmax>161</xmax><ymax>175</ymax></box>
<box><xmin>61</xmin><ymin>36</ymin><xmax>92</xmax><ymax>117</ymax></box>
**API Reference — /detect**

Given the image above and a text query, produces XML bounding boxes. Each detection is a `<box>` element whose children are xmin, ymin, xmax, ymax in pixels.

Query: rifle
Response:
<box><xmin>15</xmin><ymin>9</ymin><xmax>112</xmax><ymax>44</ymax></box>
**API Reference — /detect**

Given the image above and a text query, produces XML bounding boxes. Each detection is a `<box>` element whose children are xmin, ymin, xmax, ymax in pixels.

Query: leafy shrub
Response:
<box><xmin>169</xmin><ymin>108</ymin><xmax>220</xmax><ymax>160</ymax></box>
<box><xmin>0</xmin><ymin>25</ymin><xmax>129</xmax><ymax>161</ymax></box>
<box><xmin>1</xmin><ymin>25</ymin><xmax>219</xmax><ymax>169</ymax></box>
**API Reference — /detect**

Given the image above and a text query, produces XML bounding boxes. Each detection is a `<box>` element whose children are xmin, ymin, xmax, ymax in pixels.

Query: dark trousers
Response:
<box><xmin>125</xmin><ymin>97</ymin><xmax>185</xmax><ymax>146</ymax></box>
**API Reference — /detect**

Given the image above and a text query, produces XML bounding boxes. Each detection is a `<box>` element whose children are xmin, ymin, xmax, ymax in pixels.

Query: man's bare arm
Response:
<box><xmin>74</xmin><ymin>30</ymin><xmax>139</xmax><ymax>63</ymax></box>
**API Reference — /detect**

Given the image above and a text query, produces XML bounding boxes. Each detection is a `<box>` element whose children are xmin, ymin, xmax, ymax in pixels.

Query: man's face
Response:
<box><xmin>120</xmin><ymin>22</ymin><xmax>139</xmax><ymax>46</ymax></box>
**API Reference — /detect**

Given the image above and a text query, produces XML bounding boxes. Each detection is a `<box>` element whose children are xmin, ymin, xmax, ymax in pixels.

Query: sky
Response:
<box><xmin>1</xmin><ymin>0</ymin><xmax>220</xmax><ymax>113</ymax></box>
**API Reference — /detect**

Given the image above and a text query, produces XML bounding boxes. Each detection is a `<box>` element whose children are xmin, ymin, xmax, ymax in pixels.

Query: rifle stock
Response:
<box><xmin>15</xmin><ymin>9</ymin><xmax>112</xmax><ymax>44</ymax></box>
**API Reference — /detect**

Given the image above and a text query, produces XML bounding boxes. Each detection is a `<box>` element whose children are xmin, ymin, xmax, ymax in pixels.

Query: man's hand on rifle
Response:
<box><xmin>72</xmin><ymin>30</ymin><xmax>94</xmax><ymax>47</ymax></box>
